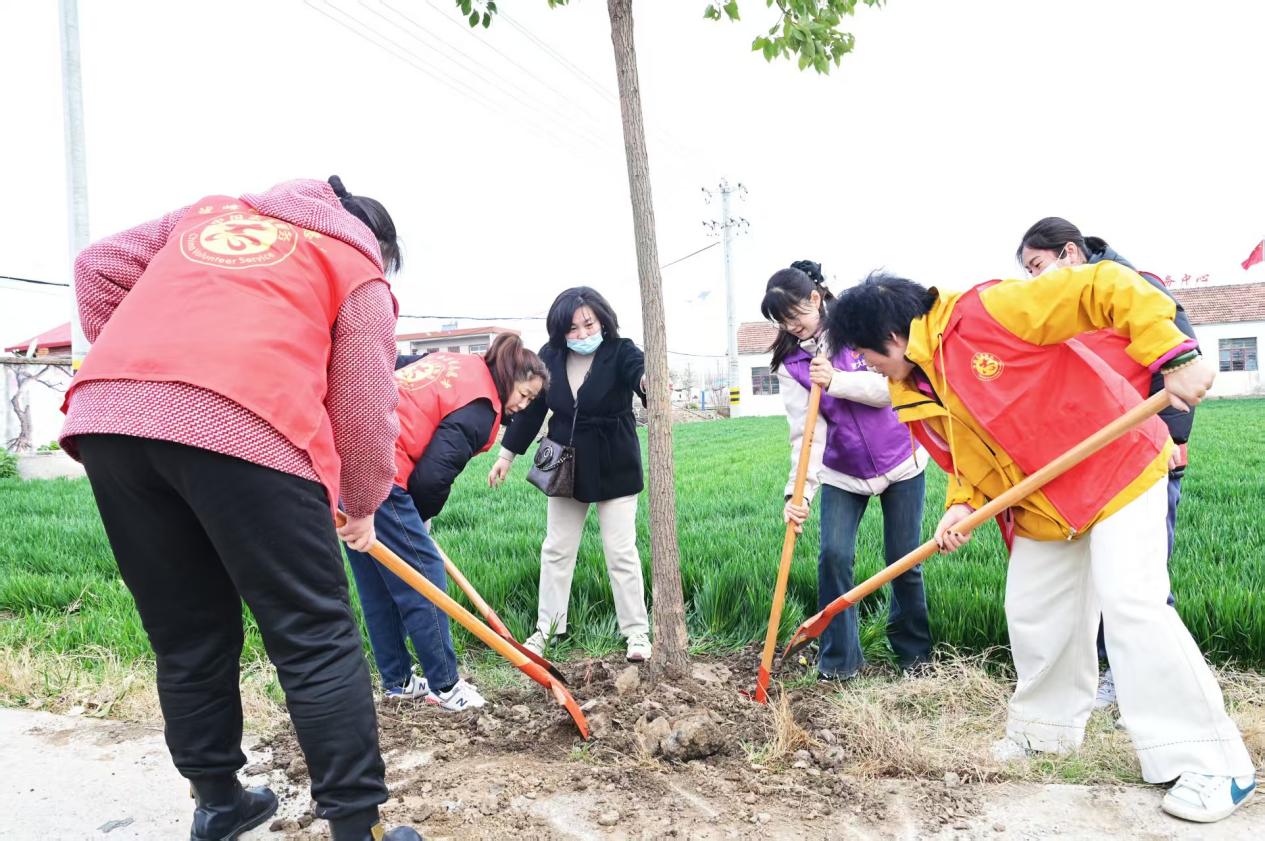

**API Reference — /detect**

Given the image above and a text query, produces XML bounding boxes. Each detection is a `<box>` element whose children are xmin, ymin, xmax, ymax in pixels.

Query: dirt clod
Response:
<box><xmin>596</xmin><ymin>809</ymin><xmax>620</xmax><ymax>827</ymax></box>
<box><xmin>614</xmin><ymin>665</ymin><xmax>640</xmax><ymax>696</ymax></box>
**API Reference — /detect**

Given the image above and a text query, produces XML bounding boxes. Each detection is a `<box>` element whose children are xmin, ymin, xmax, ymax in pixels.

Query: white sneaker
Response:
<box><xmin>1094</xmin><ymin>668</ymin><xmax>1117</xmax><ymax>709</ymax></box>
<box><xmin>383</xmin><ymin>669</ymin><xmax>428</xmax><ymax>701</ymax></box>
<box><xmin>426</xmin><ymin>678</ymin><xmax>486</xmax><ymax>713</ymax></box>
<box><xmin>524</xmin><ymin>631</ymin><xmax>548</xmax><ymax>657</ymax></box>
<box><xmin>990</xmin><ymin>737</ymin><xmax>1030</xmax><ymax>763</ymax></box>
<box><xmin>625</xmin><ymin>633</ymin><xmax>652</xmax><ymax>663</ymax></box>
<box><xmin>1162</xmin><ymin>773</ymin><xmax>1256</xmax><ymax>823</ymax></box>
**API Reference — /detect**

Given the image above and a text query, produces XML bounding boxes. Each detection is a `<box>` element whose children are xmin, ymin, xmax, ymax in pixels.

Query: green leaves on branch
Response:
<box><xmin>462</xmin><ymin>0</ymin><xmax>881</xmax><ymax>74</ymax></box>
<box><xmin>703</xmin><ymin>1</ymin><xmax>741</xmax><ymax>21</ymax></box>
<box><xmin>718</xmin><ymin>0</ymin><xmax>885</xmax><ymax>74</ymax></box>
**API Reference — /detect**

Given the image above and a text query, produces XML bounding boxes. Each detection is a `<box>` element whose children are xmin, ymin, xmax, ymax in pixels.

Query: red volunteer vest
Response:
<box><xmin>916</xmin><ymin>282</ymin><xmax>1168</xmax><ymax>535</ymax></box>
<box><xmin>65</xmin><ymin>196</ymin><xmax>391</xmax><ymax>510</ymax></box>
<box><xmin>393</xmin><ymin>353</ymin><xmax>503</xmax><ymax>488</ymax></box>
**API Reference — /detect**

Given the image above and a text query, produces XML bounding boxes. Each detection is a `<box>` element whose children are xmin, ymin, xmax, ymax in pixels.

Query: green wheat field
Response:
<box><xmin>2</xmin><ymin>398</ymin><xmax>1262</xmax><ymax>672</ymax></box>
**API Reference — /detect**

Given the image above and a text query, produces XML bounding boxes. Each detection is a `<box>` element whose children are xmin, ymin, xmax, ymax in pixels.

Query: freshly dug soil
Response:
<box><xmin>250</xmin><ymin>649</ymin><xmax>982</xmax><ymax>839</ymax></box>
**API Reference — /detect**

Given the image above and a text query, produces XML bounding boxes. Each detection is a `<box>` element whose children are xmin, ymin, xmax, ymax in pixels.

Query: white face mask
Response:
<box><xmin>1035</xmin><ymin>245</ymin><xmax>1071</xmax><ymax>278</ymax></box>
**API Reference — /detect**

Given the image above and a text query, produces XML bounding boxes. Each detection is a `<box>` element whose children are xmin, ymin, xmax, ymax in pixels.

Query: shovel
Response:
<box><xmin>781</xmin><ymin>390</ymin><xmax>1171</xmax><ymax>666</ymax></box>
<box><xmin>335</xmin><ymin>512</ymin><xmax>590</xmax><ymax>740</ymax></box>
<box><xmin>431</xmin><ymin>539</ymin><xmax>568</xmax><ymax>684</ymax></box>
<box><xmin>750</xmin><ymin>347</ymin><xmax>826</xmax><ymax>704</ymax></box>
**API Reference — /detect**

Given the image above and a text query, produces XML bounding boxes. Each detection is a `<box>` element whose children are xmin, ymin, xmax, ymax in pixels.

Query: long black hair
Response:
<box><xmin>761</xmin><ymin>259</ymin><xmax>833</xmax><ymax>372</ymax></box>
<box><xmin>328</xmin><ymin>175</ymin><xmax>402</xmax><ymax>275</ymax></box>
<box><xmin>545</xmin><ymin>287</ymin><xmax>620</xmax><ymax>350</ymax></box>
<box><xmin>826</xmin><ymin>271</ymin><xmax>938</xmax><ymax>354</ymax></box>
<box><xmin>1015</xmin><ymin>216</ymin><xmax>1109</xmax><ymax>265</ymax></box>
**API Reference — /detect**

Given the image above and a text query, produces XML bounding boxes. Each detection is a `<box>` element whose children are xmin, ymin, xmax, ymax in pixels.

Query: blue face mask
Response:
<box><xmin>567</xmin><ymin>333</ymin><xmax>603</xmax><ymax>355</ymax></box>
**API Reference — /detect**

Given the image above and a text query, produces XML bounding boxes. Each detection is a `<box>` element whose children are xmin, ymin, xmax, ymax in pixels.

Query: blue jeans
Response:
<box><xmin>345</xmin><ymin>485</ymin><xmax>458</xmax><ymax>691</ymax></box>
<box><xmin>1097</xmin><ymin>474</ymin><xmax>1181</xmax><ymax>661</ymax></box>
<box><xmin>817</xmin><ymin>472</ymin><xmax>931</xmax><ymax>676</ymax></box>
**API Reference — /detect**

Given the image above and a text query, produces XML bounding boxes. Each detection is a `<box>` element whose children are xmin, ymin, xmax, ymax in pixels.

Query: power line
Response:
<box><xmin>660</xmin><ymin>241</ymin><xmax>719</xmax><ymax>270</ymax></box>
<box><xmin>1</xmin><ymin>274</ymin><xmax>69</xmax><ymax>287</ymax></box>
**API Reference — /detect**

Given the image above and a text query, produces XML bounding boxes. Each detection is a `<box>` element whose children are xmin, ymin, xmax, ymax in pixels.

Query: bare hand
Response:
<box><xmin>1168</xmin><ymin>448</ymin><xmax>1181</xmax><ymax>471</ymax></box>
<box><xmin>809</xmin><ymin>357</ymin><xmax>835</xmax><ymax>389</ymax></box>
<box><xmin>934</xmin><ymin>504</ymin><xmax>974</xmax><ymax>554</ymax></box>
<box><xmin>784</xmin><ymin>499</ymin><xmax>810</xmax><ymax>534</ymax></box>
<box><xmin>488</xmin><ymin>457</ymin><xmax>512</xmax><ymax>487</ymax></box>
<box><xmin>337</xmin><ymin>513</ymin><xmax>376</xmax><ymax>553</ymax></box>
<box><xmin>1163</xmin><ymin>358</ymin><xmax>1214</xmax><ymax>412</ymax></box>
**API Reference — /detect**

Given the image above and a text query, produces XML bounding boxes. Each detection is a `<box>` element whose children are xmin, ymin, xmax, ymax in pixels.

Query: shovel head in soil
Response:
<box><xmin>781</xmin><ymin>390</ymin><xmax>1172</xmax><ymax>668</ymax></box>
<box><xmin>431</xmin><ymin>540</ymin><xmax>568</xmax><ymax>685</ymax></box>
<box><xmin>335</xmin><ymin>513</ymin><xmax>590</xmax><ymax>740</ymax></box>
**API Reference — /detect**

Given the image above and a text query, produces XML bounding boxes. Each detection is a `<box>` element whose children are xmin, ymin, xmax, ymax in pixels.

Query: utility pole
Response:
<box><xmin>702</xmin><ymin>179</ymin><xmax>748</xmax><ymax>414</ymax></box>
<box><xmin>59</xmin><ymin>0</ymin><xmax>90</xmax><ymax>369</ymax></box>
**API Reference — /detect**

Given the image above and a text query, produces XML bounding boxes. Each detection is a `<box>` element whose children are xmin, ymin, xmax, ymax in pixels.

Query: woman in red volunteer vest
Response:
<box><xmin>1016</xmin><ymin>217</ymin><xmax>1199</xmax><ymax>710</ymax></box>
<box><xmin>828</xmin><ymin>268</ymin><xmax>1254</xmax><ymax>825</ymax></box>
<box><xmin>343</xmin><ymin>334</ymin><xmax>547</xmax><ymax>712</ymax></box>
<box><xmin>60</xmin><ymin>177</ymin><xmax>422</xmax><ymax>841</ymax></box>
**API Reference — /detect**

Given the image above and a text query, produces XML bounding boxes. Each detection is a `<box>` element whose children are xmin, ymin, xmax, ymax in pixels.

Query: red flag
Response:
<box><xmin>1244</xmin><ymin>239</ymin><xmax>1265</xmax><ymax>271</ymax></box>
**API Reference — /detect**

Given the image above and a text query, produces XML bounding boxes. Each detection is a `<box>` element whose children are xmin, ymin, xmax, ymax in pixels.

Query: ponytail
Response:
<box><xmin>328</xmin><ymin>175</ymin><xmax>403</xmax><ymax>275</ymax></box>
<box><xmin>483</xmin><ymin>333</ymin><xmax>549</xmax><ymax>406</ymax></box>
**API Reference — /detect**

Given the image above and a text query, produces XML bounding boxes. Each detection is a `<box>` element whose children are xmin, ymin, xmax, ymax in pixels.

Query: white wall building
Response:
<box><xmin>1172</xmin><ymin>281</ymin><xmax>1265</xmax><ymax>397</ymax></box>
<box><xmin>733</xmin><ymin>321</ymin><xmax>785</xmax><ymax>418</ymax></box>
<box><xmin>396</xmin><ymin>325</ymin><xmax>520</xmax><ymax>357</ymax></box>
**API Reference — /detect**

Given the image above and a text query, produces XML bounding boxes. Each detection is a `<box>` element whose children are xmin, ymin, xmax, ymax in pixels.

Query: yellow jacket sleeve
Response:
<box><xmin>979</xmin><ymin>262</ymin><xmax>1190</xmax><ymax>367</ymax></box>
<box><xmin>945</xmin><ymin>471</ymin><xmax>988</xmax><ymax>512</ymax></box>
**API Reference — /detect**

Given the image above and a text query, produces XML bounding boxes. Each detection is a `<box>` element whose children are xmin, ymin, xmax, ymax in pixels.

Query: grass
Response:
<box><xmin>1</xmin><ymin>398</ymin><xmax>1263</xmax><ymax>688</ymax></box>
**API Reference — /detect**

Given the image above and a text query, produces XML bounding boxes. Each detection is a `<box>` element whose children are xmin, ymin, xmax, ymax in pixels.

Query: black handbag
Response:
<box><xmin>526</xmin><ymin>386</ymin><xmax>583</xmax><ymax>497</ymax></box>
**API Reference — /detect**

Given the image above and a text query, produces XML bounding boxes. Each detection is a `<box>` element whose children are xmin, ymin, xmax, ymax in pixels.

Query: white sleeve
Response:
<box><xmin>780</xmin><ymin>369</ymin><xmax>825</xmax><ymax>504</ymax></box>
<box><xmin>826</xmin><ymin>369</ymin><xmax>892</xmax><ymax>407</ymax></box>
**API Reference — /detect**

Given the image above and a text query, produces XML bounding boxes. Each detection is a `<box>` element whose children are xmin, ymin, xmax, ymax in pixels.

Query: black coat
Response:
<box><xmin>502</xmin><ymin>338</ymin><xmax>646</xmax><ymax>503</ymax></box>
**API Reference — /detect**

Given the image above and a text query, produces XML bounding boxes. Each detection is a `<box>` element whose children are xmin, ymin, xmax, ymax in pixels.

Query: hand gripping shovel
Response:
<box><xmin>431</xmin><ymin>539</ymin><xmax>568</xmax><ymax>684</ymax></box>
<box><xmin>781</xmin><ymin>390</ymin><xmax>1171</xmax><ymax>666</ymax></box>
<box><xmin>335</xmin><ymin>512</ymin><xmax>590</xmax><ymax>739</ymax></box>
<box><xmin>749</xmin><ymin>348</ymin><xmax>826</xmax><ymax>704</ymax></box>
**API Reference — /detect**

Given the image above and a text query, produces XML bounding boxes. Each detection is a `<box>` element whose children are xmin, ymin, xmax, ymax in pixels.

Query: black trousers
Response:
<box><xmin>77</xmin><ymin>435</ymin><xmax>386</xmax><ymax>826</ymax></box>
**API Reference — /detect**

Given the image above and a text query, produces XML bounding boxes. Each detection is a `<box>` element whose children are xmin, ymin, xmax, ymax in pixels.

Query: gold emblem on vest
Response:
<box><xmin>180</xmin><ymin>212</ymin><xmax>298</xmax><ymax>270</ymax></box>
<box><xmin>971</xmin><ymin>351</ymin><xmax>1004</xmax><ymax>381</ymax></box>
<box><xmin>396</xmin><ymin>354</ymin><xmax>463</xmax><ymax>391</ymax></box>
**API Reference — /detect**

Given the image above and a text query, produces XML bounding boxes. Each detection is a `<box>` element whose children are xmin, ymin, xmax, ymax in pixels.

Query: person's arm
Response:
<box><xmin>1137</xmin><ymin>274</ymin><xmax>1198</xmax><ymax>443</ymax></box>
<box><xmin>826</xmin><ymin>369</ymin><xmax>892</xmax><ymax>407</ymax></box>
<box><xmin>325</xmin><ymin>281</ymin><xmax>399</xmax><ymax>518</ymax></box>
<box><xmin>618</xmin><ymin>340</ymin><xmax>648</xmax><ymax>404</ymax></box>
<box><xmin>981</xmin><ymin>262</ymin><xmax>1194</xmax><ymax>367</ymax></box>
<box><xmin>408</xmin><ymin>400</ymin><xmax>496</xmax><ymax>521</ymax></box>
<box><xmin>73</xmin><ymin>207</ymin><xmax>190</xmax><ymax>341</ymax></box>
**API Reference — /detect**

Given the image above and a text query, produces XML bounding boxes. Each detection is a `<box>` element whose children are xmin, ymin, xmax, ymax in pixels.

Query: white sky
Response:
<box><xmin>2</xmin><ymin>0</ymin><xmax>1263</xmax><ymax>374</ymax></box>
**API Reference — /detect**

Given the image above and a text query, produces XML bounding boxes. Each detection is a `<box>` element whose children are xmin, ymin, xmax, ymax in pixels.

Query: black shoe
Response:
<box><xmin>189</xmin><ymin>777</ymin><xmax>278</xmax><ymax>841</ymax></box>
<box><xmin>330</xmin><ymin>812</ymin><xmax>424</xmax><ymax>841</ymax></box>
<box><xmin>381</xmin><ymin>828</ymin><xmax>424</xmax><ymax>840</ymax></box>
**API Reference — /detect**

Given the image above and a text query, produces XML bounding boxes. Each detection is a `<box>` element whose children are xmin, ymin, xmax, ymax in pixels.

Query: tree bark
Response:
<box><xmin>607</xmin><ymin>0</ymin><xmax>690</xmax><ymax>678</ymax></box>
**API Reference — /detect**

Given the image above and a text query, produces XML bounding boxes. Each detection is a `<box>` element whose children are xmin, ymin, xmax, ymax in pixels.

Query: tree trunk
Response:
<box><xmin>606</xmin><ymin>0</ymin><xmax>690</xmax><ymax>678</ymax></box>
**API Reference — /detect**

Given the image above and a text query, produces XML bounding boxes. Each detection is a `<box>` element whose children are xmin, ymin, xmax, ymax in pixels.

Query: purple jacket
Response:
<box><xmin>783</xmin><ymin>345</ymin><xmax>911</xmax><ymax>480</ymax></box>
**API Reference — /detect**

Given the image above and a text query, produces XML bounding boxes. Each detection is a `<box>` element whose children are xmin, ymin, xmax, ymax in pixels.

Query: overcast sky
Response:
<box><xmin>2</xmin><ymin>0</ymin><xmax>1263</xmax><ymax>371</ymax></box>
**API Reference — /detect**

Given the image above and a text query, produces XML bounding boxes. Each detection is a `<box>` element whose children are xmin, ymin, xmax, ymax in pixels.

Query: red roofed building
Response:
<box><xmin>4</xmin><ymin>322</ymin><xmax>72</xmax><ymax>358</ymax></box>
<box><xmin>1171</xmin><ymin>282</ymin><xmax>1264</xmax><ymax>396</ymax></box>
<box><xmin>395</xmin><ymin>325</ymin><xmax>520</xmax><ymax>357</ymax></box>
<box><xmin>734</xmin><ymin>320</ymin><xmax>785</xmax><ymax>417</ymax></box>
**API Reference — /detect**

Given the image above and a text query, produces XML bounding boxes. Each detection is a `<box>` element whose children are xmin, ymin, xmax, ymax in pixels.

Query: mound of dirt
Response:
<box><xmin>248</xmin><ymin>649</ymin><xmax>983</xmax><ymax>839</ymax></box>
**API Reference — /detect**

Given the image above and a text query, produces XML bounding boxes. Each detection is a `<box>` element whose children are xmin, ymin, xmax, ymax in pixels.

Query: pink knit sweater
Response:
<box><xmin>61</xmin><ymin>181</ymin><xmax>399</xmax><ymax>517</ymax></box>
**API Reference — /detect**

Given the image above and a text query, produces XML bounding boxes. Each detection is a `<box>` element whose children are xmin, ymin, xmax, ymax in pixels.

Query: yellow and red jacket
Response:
<box><xmin>393</xmin><ymin>352</ymin><xmax>502</xmax><ymax>488</ymax></box>
<box><xmin>890</xmin><ymin>261</ymin><xmax>1188</xmax><ymax>542</ymax></box>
